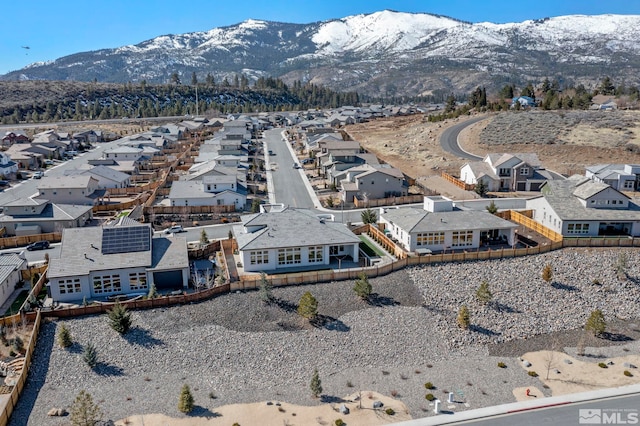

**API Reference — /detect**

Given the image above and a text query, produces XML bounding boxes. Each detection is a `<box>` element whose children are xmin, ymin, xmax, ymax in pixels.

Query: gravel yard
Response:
<box><xmin>12</xmin><ymin>248</ymin><xmax>640</xmax><ymax>425</ymax></box>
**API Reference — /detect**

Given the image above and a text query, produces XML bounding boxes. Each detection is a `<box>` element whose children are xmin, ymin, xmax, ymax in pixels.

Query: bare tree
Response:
<box><xmin>543</xmin><ymin>337</ymin><xmax>561</xmax><ymax>380</ymax></box>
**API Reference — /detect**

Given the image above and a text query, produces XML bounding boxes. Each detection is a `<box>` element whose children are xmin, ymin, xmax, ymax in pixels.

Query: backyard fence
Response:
<box><xmin>441</xmin><ymin>171</ymin><xmax>475</xmax><ymax>191</ymax></box>
<box><xmin>0</xmin><ymin>233</ymin><xmax>61</xmax><ymax>250</ymax></box>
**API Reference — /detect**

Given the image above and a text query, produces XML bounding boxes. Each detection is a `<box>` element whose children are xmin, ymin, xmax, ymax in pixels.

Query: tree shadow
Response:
<box><xmin>469</xmin><ymin>324</ymin><xmax>501</xmax><ymax>336</ymax></box>
<box><xmin>67</xmin><ymin>341</ymin><xmax>84</xmax><ymax>354</ymax></box>
<box><xmin>187</xmin><ymin>406</ymin><xmax>221</xmax><ymax>418</ymax></box>
<box><xmin>491</xmin><ymin>302</ymin><xmax>521</xmax><ymax>313</ymax></box>
<box><xmin>320</xmin><ymin>395</ymin><xmax>348</xmax><ymax>404</ymax></box>
<box><xmin>551</xmin><ymin>282</ymin><xmax>579</xmax><ymax>291</ymax></box>
<box><xmin>601</xmin><ymin>331</ymin><xmax>633</xmax><ymax>342</ymax></box>
<box><xmin>94</xmin><ymin>362</ymin><xmax>124</xmax><ymax>377</ymax></box>
<box><xmin>272</xmin><ymin>297</ymin><xmax>298</xmax><ymax>313</ymax></box>
<box><xmin>312</xmin><ymin>315</ymin><xmax>350</xmax><ymax>332</ymax></box>
<box><xmin>123</xmin><ymin>327</ymin><xmax>165</xmax><ymax>348</ymax></box>
<box><xmin>368</xmin><ymin>293</ymin><xmax>399</xmax><ymax>307</ymax></box>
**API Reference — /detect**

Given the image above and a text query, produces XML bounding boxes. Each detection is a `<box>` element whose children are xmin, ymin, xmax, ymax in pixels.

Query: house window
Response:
<box><xmin>278</xmin><ymin>248</ymin><xmax>301</xmax><ymax>265</ymax></box>
<box><xmin>567</xmin><ymin>223</ymin><xmax>590</xmax><ymax>234</ymax></box>
<box><xmin>417</xmin><ymin>232</ymin><xmax>445</xmax><ymax>246</ymax></box>
<box><xmin>129</xmin><ymin>272</ymin><xmax>148</xmax><ymax>291</ymax></box>
<box><xmin>93</xmin><ymin>274</ymin><xmax>122</xmax><ymax>294</ymax></box>
<box><xmin>58</xmin><ymin>278</ymin><xmax>81</xmax><ymax>295</ymax></box>
<box><xmin>451</xmin><ymin>230</ymin><xmax>474</xmax><ymax>247</ymax></box>
<box><xmin>308</xmin><ymin>246</ymin><xmax>323</xmax><ymax>263</ymax></box>
<box><xmin>207</xmin><ymin>185</ymin><xmax>211</xmax><ymax>191</ymax></box>
<box><xmin>250</xmin><ymin>250</ymin><xmax>269</xmax><ymax>265</ymax></box>
<box><xmin>623</xmin><ymin>180</ymin><xmax>634</xmax><ymax>189</ymax></box>
<box><xmin>498</xmin><ymin>168</ymin><xmax>510</xmax><ymax>176</ymax></box>
<box><xmin>329</xmin><ymin>245</ymin><xmax>345</xmax><ymax>255</ymax></box>
<box><xmin>520</xmin><ymin>167</ymin><xmax>529</xmax><ymax>175</ymax></box>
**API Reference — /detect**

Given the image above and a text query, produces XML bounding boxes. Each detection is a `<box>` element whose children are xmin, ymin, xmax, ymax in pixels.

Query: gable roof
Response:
<box><xmin>381</xmin><ymin>207</ymin><xmax>517</xmax><ymax>233</ymax></box>
<box><xmin>235</xmin><ymin>208</ymin><xmax>360</xmax><ymax>251</ymax></box>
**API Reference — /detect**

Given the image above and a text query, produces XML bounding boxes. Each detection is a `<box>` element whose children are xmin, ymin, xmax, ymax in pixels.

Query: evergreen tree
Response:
<box><xmin>310</xmin><ymin>368</ymin><xmax>323</xmax><ymax>398</ymax></box>
<box><xmin>83</xmin><ymin>342</ymin><xmax>98</xmax><ymax>368</ymax></box>
<box><xmin>485</xmin><ymin>200</ymin><xmax>498</xmax><ymax>214</ymax></box>
<box><xmin>57</xmin><ymin>323</ymin><xmax>73</xmax><ymax>348</ymax></box>
<box><xmin>70</xmin><ymin>390</ymin><xmax>103</xmax><ymax>426</ymax></box>
<box><xmin>457</xmin><ymin>305</ymin><xmax>470</xmax><ymax>329</ymax></box>
<box><xmin>585</xmin><ymin>309</ymin><xmax>606</xmax><ymax>337</ymax></box>
<box><xmin>200</xmin><ymin>229</ymin><xmax>209</xmax><ymax>245</ymax></box>
<box><xmin>107</xmin><ymin>301</ymin><xmax>132</xmax><ymax>334</ymax></box>
<box><xmin>251</xmin><ymin>198</ymin><xmax>261</xmax><ymax>213</ymax></box>
<box><xmin>147</xmin><ymin>283</ymin><xmax>158</xmax><ymax>299</ymax></box>
<box><xmin>475</xmin><ymin>180</ymin><xmax>488</xmax><ymax>197</ymax></box>
<box><xmin>361</xmin><ymin>208</ymin><xmax>378</xmax><ymax>225</ymax></box>
<box><xmin>475</xmin><ymin>281</ymin><xmax>493</xmax><ymax>305</ymax></box>
<box><xmin>297</xmin><ymin>291</ymin><xmax>318</xmax><ymax>320</ymax></box>
<box><xmin>191</xmin><ymin>71</ymin><xmax>198</xmax><ymax>86</ymax></box>
<box><xmin>178</xmin><ymin>384</ymin><xmax>195</xmax><ymax>413</ymax></box>
<box><xmin>598</xmin><ymin>76</ymin><xmax>615</xmax><ymax>95</ymax></box>
<box><xmin>353</xmin><ymin>272</ymin><xmax>372</xmax><ymax>300</ymax></box>
<box><xmin>258</xmin><ymin>272</ymin><xmax>273</xmax><ymax>304</ymax></box>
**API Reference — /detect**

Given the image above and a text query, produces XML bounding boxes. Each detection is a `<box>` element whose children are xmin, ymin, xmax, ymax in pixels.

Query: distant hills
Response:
<box><xmin>2</xmin><ymin>10</ymin><xmax>640</xmax><ymax>97</ymax></box>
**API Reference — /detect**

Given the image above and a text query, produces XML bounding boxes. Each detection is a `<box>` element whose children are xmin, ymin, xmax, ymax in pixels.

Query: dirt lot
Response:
<box><xmin>345</xmin><ymin>110</ymin><xmax>640</xmax><ymax>181</ymax></box>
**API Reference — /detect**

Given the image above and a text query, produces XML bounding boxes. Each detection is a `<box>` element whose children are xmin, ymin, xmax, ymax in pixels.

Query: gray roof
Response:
<box><xmin>381</xmin><ymin>207</ymin><xmax>518</xmax><ymax>233</ymax></box>
<box><xmin>149</xmin><ymin>237</ymin><xmax>189</xmax><ymax>271</ymax></box>
<box><xmin>465</xmin><ymin>161</ymin><xmax>498</xmax><ymax>180</ymax></box>
<box><xmin>169</xmin><ymin>180</ymin><xmax>246</xmax><ymax>199</ymax></box>
<box><xmin>0</xmin><ymin>253</ymin><xmax>26</xmax><ymax>286</ymax></box>
<box><xmin>37</xmin><ymin>175</ymin><xmax>96</xmax><ymax>189</ymax></box>
<box><xmin>0</xmin><ymin>202</ymin><xmax>93</xmax><ymax>223</ymax></box>
<box><xmin>65</xmin><ymin>165</ymin><xmax>130</xmax><ymax>183</ymax></box>
<box><xmin>537</xmin><ymin>176</ymin><xmax>640</xmax><ymax>221</ymax></box>
<box><xmin>235</xmin><ymin>208</ymin><xmax>360</xmax><ymax>251</ymax></box>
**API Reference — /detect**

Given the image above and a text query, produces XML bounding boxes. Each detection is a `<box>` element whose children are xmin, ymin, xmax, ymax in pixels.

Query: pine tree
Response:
<box><xmin>585</xmin><ymin>309</ymin><xmax>606</xmax><ymax>337</ymax></box>
<box><xmin>310</xmin><ymin>368</ymin><xmax>323</xmax><ymax>398</ymax></box>
<box><xmin>297</xmin><ymin>291</ymin><xmax>318</xmax><ymax>320</ymax></box>
<box><xmin>475</xmin><ymin>281</ymin><xmax>492</xmax><ymax>305</ymax></box>
<box><xmin>83</xmin><ymin>342</ymin><xmax>97</xmax><ymax>368</ymax></box>
<box><xmin>57</xmin><ymin>323</ymin><xmax>72</xmax><ymax>348</ymax></box>
<box><xmin>475</xmin><ymin>180</ymin><xmax>488</xmax><ymax>197</ymax></box>
<box><xmin>457</xmin><ymin>305</ymin><xmax>470</xmax><ymax>329</ymax></box>
<box><xmin>542</xmin><ymin>264</ymin><xmax>553</xmax><ymax>284</ymax></box>
<box><xmin>147</xmin><ymin>283</ymin><xmax>158</xmax><ymax>299</ymax></box>
<box><xmin>485</xmin><ymin>201</ymin><xmax>498</xmax><ymax>214</ymax></box>
<box><xmin>70</xmin><ymin>390</ymin><xmax>103</xmax><ymax>426</ymax></box>
<box><xmin>361</xmin><ymin>208</ymin><xmax>378</xmax><ymax>225</ymax></box>
<box><xmin>178</xmin><ymin>384</ymin><xmax>195</xmax><ymax>413</ymax></box>
<box><xmin>200</xmin><ymin>229</ymin><xmax>209</xmax><ymax>245</ymax></box>
<box><xmin>258</xmin><ymin>272</ymin><xmax>273</xmax><ymax>304</ymax></box>
<box><xmin>107</xmin><ymin>301</ymin><xmax>132</xmax><ymax>334</ymax></box>
<box><xmin>353</xmin><ymin>272</ymin><xmax>372</xmax><ymax>300</ymax></box>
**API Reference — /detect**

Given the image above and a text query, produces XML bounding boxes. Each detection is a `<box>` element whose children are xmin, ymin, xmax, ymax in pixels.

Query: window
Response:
<box><xmin>278</xmin><ymin>247</ymin><xmax>301</xmax><ymax>265</ymax></box>
<box><xmin>417</xmin><ymin>232</ymin><xmax>445</xmax><ymax>246</ymax></box>
<box><xmin>250</xmin><ymin>250</ymin><xmax>269</xmax><ymax>265</ymax></box>
<box><xmin>59</xmin><ymin>278</ymin><xmax>81</xmax><ymax>295</ymax></box>
<box><xmin>624</xmin><ymin>180</ymin><xmax>634</xmax><ymax>189</ymax></box>
<box><xmin>129</xmin><ymin>272</ymin><xmax>148</xmax><ymax>291</ymax></box>
<box><xmin>451</xmin><ymin>230</ymin><xmax>473</xmax><ymax>247</ymax></box>
<box><xmin>567</xmin><ymin>223</ymin><xmax>590</xmax><ymax>234</ymax></box>
<box><xmin>520</xmin><ymin>167</ymin><xmax>530</xmax><ymax>175</ymax></box>
<box><xmin>498</xmin><ymin>168</ymin><xmax>510</xmax><ymax>176</ymax></box>
<box><xmin>308</xmin><ymin>246</ymin><xmax>323</xmax><ymax>263</ymax></box>
<box><xmin>329</xmin><ymin>245</ymin><xmax>345</xmax><ymax>255</ymax></box>
<box><xmin>93</xmin><ymin>274</ymin><xmax>122</xmax><ymax>294</ymax></box>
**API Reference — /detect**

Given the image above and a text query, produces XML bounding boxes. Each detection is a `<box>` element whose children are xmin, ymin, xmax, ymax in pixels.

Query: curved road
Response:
<box><xmin>439</xmin><ymin>116</ymin><xmax>487</xmax><ymax>160</ymax></box>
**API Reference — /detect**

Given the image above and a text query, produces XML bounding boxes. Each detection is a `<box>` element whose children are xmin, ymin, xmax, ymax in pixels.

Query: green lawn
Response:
<box><xmin>4</xmin><ymin>290</ymin><xmax>28</xmax><ymax>316</ymax></box>
<box><xmin>359</xmin><ymin>236</ymin><xmax>386</xmax><ymax>257</ymax></box>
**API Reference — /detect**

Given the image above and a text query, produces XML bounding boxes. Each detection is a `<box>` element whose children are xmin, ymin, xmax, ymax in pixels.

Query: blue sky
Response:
<box><xmin>2</xmin><ymin>0</ymin><xmax>639</xmax><ymax>75</ymax></box>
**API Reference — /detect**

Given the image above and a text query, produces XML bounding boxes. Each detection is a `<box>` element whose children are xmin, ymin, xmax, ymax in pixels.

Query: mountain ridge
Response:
<box><xmin>3</xmin><ymin>10</ymin><xmax>640</xmax><ymax>97</ymax></box>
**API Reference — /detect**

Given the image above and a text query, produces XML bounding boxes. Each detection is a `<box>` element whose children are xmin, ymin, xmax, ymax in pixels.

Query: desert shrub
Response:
<box><xmin>335</xmin><ymin>420</ymin><xmax>345</xmax><ymax>426</ymax></box>
<box><xmin>346</xmin><ymin>381</ymin><xmax>353</xmax><ymax>388</ymax></box>
<box><xmin>425</xmin><ymin>393</ymin><xmax>435</xmax><ymax>401</ymax></box>
<box><xmin>598</xmin><ymin>363</ymin><xmax>608</xmax><ymax>369</ymax></box>
<box><xmin>498</xmin><ymin>362</ymin><xmax>507</xmax><ymax>368</ymax></box>
<box><xmin>385</xmin><ymin>408</ymin><xmax>395</xmax><ymax>415</ymax></box>
<box><xmin>528</xmin><ymin>371</ymin><xmax>538</xmax><ymax>377</ymax></box>
<box><xmin>586</xmin><ymin>310</ymin><xmax>606</xmax><ymax>337</ymax></box>
<box><xmin>457</xmin><ymin>305</ymin><xmax>470</xmax><ymax>329</ymax></box>
<box><xmin>475</xmin><ymin>281</ymin><xmax>492</xmax><ymax>304</ymax></box>
<box><xmin>424</xmin><ymin>382</ymin><xmax>435</xmax><ymax>390</ymax></box>
<box><xmin>310</xmin><ymin>368</ymin><xmax>322</xmax><ymax>398</ymax></box>
<box><xmin>390</xmin><ymin>389</ymin><xmax>399</xmax><ymax>397</ymax></box>
<box><xmin>542</xmin><ymin>264</ymin><xmax>553</xmax><ymax>283</ymax></box>
<box><xmin>353</xmin><ymin>272</ymin><xmax>372</xmax><ymax>300</ymax></box>
<box><xmin>624</xmin><ymin>370</ymin><xmax>633</xmax><ymax>377</ymax></box>
<box><xmin>57</xmin><ymin>323</ymin><xmax>73</xmax><ymax>348</ymax></box>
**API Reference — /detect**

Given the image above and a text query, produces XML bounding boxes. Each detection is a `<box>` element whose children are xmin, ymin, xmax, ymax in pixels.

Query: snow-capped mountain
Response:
<box><xmin>3</xmin><ymin>10</ymin><xmax>640</xmax><ymax>97</ymax></box>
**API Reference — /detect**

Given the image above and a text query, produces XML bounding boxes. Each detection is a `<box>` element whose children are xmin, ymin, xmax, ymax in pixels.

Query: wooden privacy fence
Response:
<box><xmin>354</xmin><ymin>223</ymin><xmax>408</xmax><ymax>259</ymax></box>
<box><xmin>0</xmin><ymin>233</ymin><xmax>61</xmax><ymax>250</ymax></box>
<box><xmin>353</xmin><ymin>194</ymin><xmax>423</xmax><ymax>208</ymax></box>
<box><xmin>145</xmin><ymin>205</ymin><xmax>236</xmax><ymax>215</ymax></box>
<box><xmin>92</xmin><ymin>194</ymin><xmax>149</xmax><ymax>213</ymax></box>
<box><xmin>0</xmin><ymin>310</ymin><xmax>41</xmax><ymax>426</ymax></box>
<box><xmin>441</xmin><ymin>171</ymin><xmax>475</xmax><ymax>191</ymax></box>
<box><xmin>503</xmin><ymin>209</ymin><xmax>564</xmax><ymax>243</ymax></box>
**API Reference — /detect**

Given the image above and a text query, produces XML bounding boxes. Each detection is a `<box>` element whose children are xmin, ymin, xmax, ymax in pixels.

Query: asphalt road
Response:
<box><xmin>439</xmin><ymin>116</ymin><xmax>486</xmax><ymax>161</ymax></box>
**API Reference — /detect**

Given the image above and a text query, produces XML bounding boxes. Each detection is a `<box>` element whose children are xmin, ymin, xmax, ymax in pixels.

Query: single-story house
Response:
<box><xmin>47</xmin><ymin>218</ymin><xmax>189</xmax><ymax>303</ymax></box>
<box><xmin>380</xmin><ymin>196</ymin><xmax>518</xmax><ymax>253</ymax></box>
<box><xmin>0</xmin><ymin>253</ymin><xmax>28</xmax><ymax>308</ymax></box>
<box><xmin>233</xmin><ymin>208</ymin><xmax>360</xmax><ymax>273</ymax></box>
<box><xmin>0</xmin><ymin>198</ymin><xmax>93</xmax><ymax>236</ymax></box>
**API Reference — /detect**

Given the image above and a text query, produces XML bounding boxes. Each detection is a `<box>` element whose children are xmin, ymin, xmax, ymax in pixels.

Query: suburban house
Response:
<box><xmin>47</xmin><ymin>218</ymin><xmax>189</xmax><ymax>303</ymax></box>
<box><xmin>4</xmin><ymin>143</ymin><xmax>48</xmax><ymax>168</ymax></box>
<box><xmin>585</xmin><ymin>164</ymin><xmax>640</xmax><ymax>191</ymax></box>
<box><xmin>64</xmin><ymin>165</ymin><xmax>131</xmax><ymax>189</ymax></box>
<box><xmin>2</xmin><ymin>131</ymin><xmax>29</xmax><ymax>146</ymax></box>
<box><xmin>526</xmin><ymin>175</ymin><xmax>640</xmax><ymax>237</ymax></box>
<box><xmin>0</xmin><ymin>152</ymin><xmax>19</xmax><ymax>177</ymax></box>
<box><xmin>169</xmin><ymin>174</ymin><xmax>247</xmax><ymax>210</ymax></box>
<box><xmin>36</xmin><ymin>176</ymin><xmax>107</xmax><ymax>206</ymax></box>
<box><xmin>0</xmin><ymin>253</ymin><xmax>27</xmax><ymax>308</ymax></box>
<box><xmin>73</xmin><ymin>129</ymin><xmax>102</xmax><ymax>144</ymax></box>
<box><xmin>0</xmin><ymin>198</ymin><xmax>93</xmax><ymax>235</ymax></box>
<box><xmin>233</xmin><ymin>208</ymin><xmax>360</xmax><ymax>273</ymax></box>
<box><xmin>103</xmin><ymin>145</ymin><xmax>148</xmax><ymax>162</ymax></box>
<box><xmin>380</xmin><ymin>196</ymin><xmax>518</xmax><ymax>254</ymax></box>
<box><xmin>339</xmin><ymin>164</ymin><xmax>407</xmax><ymax>203</ymax></box>
<box><xmin>460</xmin><ymin>153</ymin><xmax>554</xmax><ymax>192</ymax></box>
<box><xmin>87</xmin><ymin>158</ymin><xmax>139</xmax><ymax>175</ymax></box>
